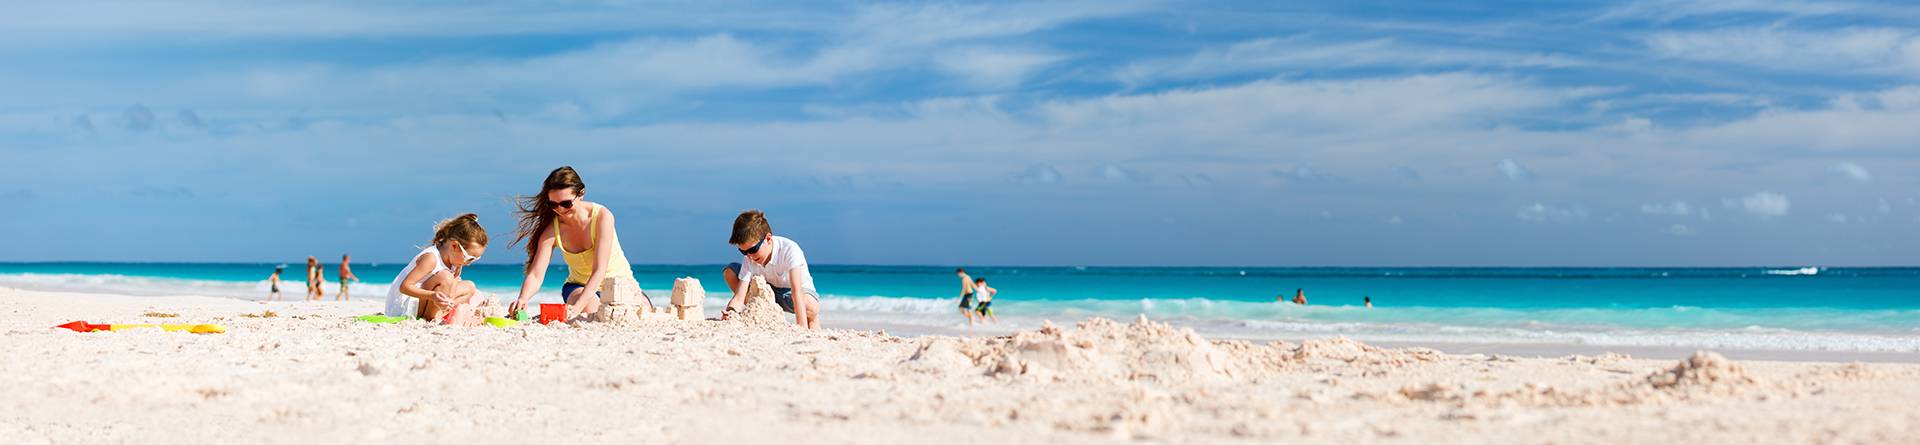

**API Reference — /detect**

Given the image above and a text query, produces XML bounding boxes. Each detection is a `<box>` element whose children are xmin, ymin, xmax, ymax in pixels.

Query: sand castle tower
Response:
<box><xmin>732</xmin><ymin>275</ymin><xmax>788</xmax><ymax>326</ymax></box>
<box><xmin>593</xmin><ymin>276</ymin><xmax>653</xmax><ymax>325</ymax></box>
<box><xmin>669</xmin><ymin>277</ymin><xmax>705</xmax><ymax>321</ymax></box>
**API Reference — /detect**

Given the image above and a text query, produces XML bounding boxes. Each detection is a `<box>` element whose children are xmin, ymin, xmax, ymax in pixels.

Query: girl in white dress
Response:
<box><xmin>385</xmin><ymin>214</ymin><xmax>489</xmax><ymax>324</ymax></box>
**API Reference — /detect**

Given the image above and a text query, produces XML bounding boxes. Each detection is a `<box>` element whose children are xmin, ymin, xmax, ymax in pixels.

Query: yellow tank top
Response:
<box><xmin>554</xmin><ymin>204</ymin><xmax>634</xmax><ymax>285</ymax></box>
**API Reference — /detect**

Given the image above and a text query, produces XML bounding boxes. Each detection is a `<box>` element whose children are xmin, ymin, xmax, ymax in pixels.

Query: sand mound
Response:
<box><xmin>1292</xmin><ymin>337</ymin><xmax>1373</xmax><ymax>362</ymax></box>
<box><xmin>904</xmin><ymin>338</ymin><xmax>978</xmax><ymax>373</ymax></box>
<box><xmin>1395</xmin><ymin>351</ymin><xmax>1767</xmax><ymax>407</ymax></box>
<box><xmin>1281</xmin><ymin>338</ymin><xmax>1442</xmax><ymax>374</ymax></box>
<box><xmin>732</xmin><ymin>276</ymin><xmax>791</xmax><ymax>328</ymax></box>
<box><xmin>1642</xmin><ymin>351</ymin><xmax>1758</xmax><ymax>393</ymax></box>
<box><xmin>978</xmin><ymin>316</ymin><xmax>1238</xmax><ymax>384</ymax></box>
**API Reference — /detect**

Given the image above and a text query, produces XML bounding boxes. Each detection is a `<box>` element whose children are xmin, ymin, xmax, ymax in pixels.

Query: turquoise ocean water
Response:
<box><xmin>2</xmin><ymin>263</ymin><xmax>1915</xmax><ymax>352</ymax></box>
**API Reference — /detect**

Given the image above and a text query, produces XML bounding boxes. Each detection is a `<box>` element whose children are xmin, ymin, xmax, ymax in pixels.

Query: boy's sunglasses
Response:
<box><xmin>547</xmin><ymin>199</ymin><xmax>574</xmax><ymax>209</ymax></box>
<box><xmin>738</xmin><ymin>237</ymin><xmax>766</xmax><ymax>256</ymax></box>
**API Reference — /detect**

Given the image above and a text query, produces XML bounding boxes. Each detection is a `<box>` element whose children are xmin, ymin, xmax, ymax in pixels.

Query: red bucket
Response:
<box><xmin>539</xmin><ymin>303</ymin><xmax>567</xmax><ymax>325</ymax></box>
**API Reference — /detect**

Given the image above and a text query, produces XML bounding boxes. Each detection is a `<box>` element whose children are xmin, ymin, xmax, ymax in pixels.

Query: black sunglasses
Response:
<box><xmin>738</xmin><ymin>237</ymin><xmax>766</xmax><ymax>256</ymax></box>
<box><xmin>547</xmin><ymin>199</ymin><xmax>574</xmax><ymax>209</ymax></box>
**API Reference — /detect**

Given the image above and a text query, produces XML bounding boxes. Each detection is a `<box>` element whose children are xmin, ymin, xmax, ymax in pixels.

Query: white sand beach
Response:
<box><xmin>3</xmin><ymin>286</ymin><xmax>1917</xmax><ymax>444</ymax></box>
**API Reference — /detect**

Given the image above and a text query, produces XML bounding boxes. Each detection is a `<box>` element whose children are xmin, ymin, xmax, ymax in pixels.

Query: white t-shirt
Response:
<box><xmin>739</xmin><ymin>236</ymin><xmax>816</xmax><ymax>296</ymax></box>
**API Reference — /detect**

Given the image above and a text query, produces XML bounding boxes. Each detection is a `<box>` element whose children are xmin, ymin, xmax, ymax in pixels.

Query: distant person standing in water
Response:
<box><xmin>1292</xmin><ymin>288</ymin><xmax>1307</xmax><ymax>305</ymax></box>
<box><xmin>973</xmin><ymin>277</ymin><xmax>998</xmax><ymax>324</ymax></box>
<box><xmin>338</xmin><ymin>254</ymin><xmax>360</xmax><ymax>301</ymax></box>
<box><xmin>956</xmin><ymin>268</ymin><xmax>978</xmax><ymax>325</ymax></box>
<box><xmin>1364</xmin><ymin>296</ymin><xmax>1372</xmax><ymax>308</ymax></box>
<box><xmin>267</xmin><ymin>266</ymin><xmax>284</xmax><ymax>301</ymax></box>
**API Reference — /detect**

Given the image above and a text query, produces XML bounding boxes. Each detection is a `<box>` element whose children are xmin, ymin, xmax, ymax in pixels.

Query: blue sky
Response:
<box><xmin>1</xmin><ymin>0</ymin><xmax>1916</xmax><ymax>266</ymax></box>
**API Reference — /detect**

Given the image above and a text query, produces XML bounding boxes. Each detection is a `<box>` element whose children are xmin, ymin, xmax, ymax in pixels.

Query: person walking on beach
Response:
<box><xmin>387</xmin><ymin>214</ymin><xmax>490</xmax><ymax>324</ymax></box>
<box><xmin>337</xmin><ymin>254</ymin><xmax>359</xmax><ymax>301</ymax></box>
<box><xmin>956</xmin><ymin>268</ymin><xmax>978</xmax><ymax>325</ymax></box>
<box><xmin>1292</xmin><ymin>288</ymin><xmax>1307</xmax><ymax>305</ymax></box>
<box><xmin>305</xmin><ymin>256</ymin><xmax>325</xmax><ymax>301</ymax></box>
<box><xmin>267</xmin><ymin>266</ymin><xmax>284</xmax><ymax>301</ymax></box>
<box><xmin>720</xmin><ymin>210</ymin><xmax>822</xmax><ymax>329</ymax></box>
<box><xmin>973</xmin><ymin>277</ymin><xmax>998</xmax><ymax>324</ymax></box>
<box><xmin>507</xmin><ymin>166</ymin><xmax>651</xmax><ymax>320</ymax></box>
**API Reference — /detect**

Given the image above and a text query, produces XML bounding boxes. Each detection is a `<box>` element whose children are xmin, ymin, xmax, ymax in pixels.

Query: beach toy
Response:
<box><xmin>512</xmin><ymin>310</ymin><xmax>531</xmax><ymax>322</ymax></box>
<box><xmin>483</xmin><ymin>317</ymin><xmax>519</xmax><ymax>328</ymax></box>
<box><xmin>539</xmin><ymin>303</ymin><xmax>566</xmax><ymax>324</ymax></box>
<box><xmin>54</xmin><ymin>321</ymin><xmax>109</xmax><ymax>332</ymax></box>
<box><xmin>355</xmin><ymin>314</ymin><xmax>410</xmax><ymax>324</ymax></box>
<box><xmin>54</xmin><ymin>321</ymin><xmax>225</xmax><ymax>334</ymax></box>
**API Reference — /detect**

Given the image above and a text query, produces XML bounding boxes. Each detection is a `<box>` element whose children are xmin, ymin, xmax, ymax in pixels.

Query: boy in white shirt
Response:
<box><xmin>720</xmin><ymin>210</ymin><xmax>821</xmax><ymax>329</ymax></box>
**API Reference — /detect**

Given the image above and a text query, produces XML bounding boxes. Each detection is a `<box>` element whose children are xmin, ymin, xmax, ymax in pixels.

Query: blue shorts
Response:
<box><xmin>726</xmin><ymin>262</ymin><xmax>797</xmax><ymax>313</ymax></box>
<box><xmin>560</xmin><ymin>282</ymin><xmax>597</xmax><ymax>304</ymax></box>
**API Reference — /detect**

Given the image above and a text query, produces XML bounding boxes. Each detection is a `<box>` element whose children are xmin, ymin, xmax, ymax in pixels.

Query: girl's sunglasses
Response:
<box><xmin>547</xmin><ymin>199</ymin><xmax>575</xmax><ymax>209</ymax></box>
<box><xmin>454</xmin><ymin>242</ymin><xmax>481</xmax><ymax>265</ymax></box>
<box><xmin>738</xmin><ymin>237</ymin><xmax>766</xmax><ymax>256</ymax></box>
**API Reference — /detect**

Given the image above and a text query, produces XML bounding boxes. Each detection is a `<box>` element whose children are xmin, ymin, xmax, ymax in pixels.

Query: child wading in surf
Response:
<box><xmin>973</xmin><ymin>277</ymin><xmax>998</xmax><ymax>324</ymax></box>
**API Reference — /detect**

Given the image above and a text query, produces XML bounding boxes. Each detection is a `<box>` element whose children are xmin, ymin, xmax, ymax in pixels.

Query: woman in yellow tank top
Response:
<box><xmin>507</xmin><ymin>166</ymin><xmax>645</xmax><ymax>319</ymax></box>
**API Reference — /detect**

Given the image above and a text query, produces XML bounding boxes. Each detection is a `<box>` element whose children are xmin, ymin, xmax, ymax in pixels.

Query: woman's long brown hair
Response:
<box><xmin>512</xmin><ymin>166</ymin><xmax>586</xmax><ymax>272</ymax></box>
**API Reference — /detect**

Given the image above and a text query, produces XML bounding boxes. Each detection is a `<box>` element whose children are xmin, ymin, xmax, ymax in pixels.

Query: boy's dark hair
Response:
<box><xmin>956</xmin><ymin>267</ymin><xmax>966</xmax><ymax>274</ymax></box>
<box><xmin>730</xmin><ymin>210</ymin><xmax>772</xmax><ymax>245</ymax></box>
<box><xmin>1364</xmin><ymin>296</ymin><xmax>1371</xmax><ymax>302</ymax></box>
<box><xmin>974</xmin><ymin>277</ymin><xmax>986</xmax><ymax>284</ymax></box>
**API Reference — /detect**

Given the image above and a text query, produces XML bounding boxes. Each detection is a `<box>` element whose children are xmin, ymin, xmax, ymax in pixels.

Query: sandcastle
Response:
<box><xmin>731</xmin><ymin>276</ymin><xmax>790</xmax><ymax>327</ymax></box>
<box><xmin>668</xmin><ymin>277</ymin><xmax>705</xmax><ymax>321</ymax></box>
<box><xmin>593</xmin><ymin>276</ymin><xmax>654</xmax><ymax>325</ymax></box>
<box><xmin>591</xmin><ymin>277</ymin><xmax>707</xmax><ymax>324</ymax></box>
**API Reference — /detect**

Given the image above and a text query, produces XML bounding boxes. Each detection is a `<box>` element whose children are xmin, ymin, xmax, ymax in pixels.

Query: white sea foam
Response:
<box><xmin>1764</xmin><ymin>267</ymin><xmax>1822</xmax><ymax>276</ymax></box>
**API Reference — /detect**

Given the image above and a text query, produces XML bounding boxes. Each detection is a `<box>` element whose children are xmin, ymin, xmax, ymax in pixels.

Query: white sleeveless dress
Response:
<box><xmin>384</xmin><ymin>247</ymin><xmax>451</xmax><ymax>317</ymax></box>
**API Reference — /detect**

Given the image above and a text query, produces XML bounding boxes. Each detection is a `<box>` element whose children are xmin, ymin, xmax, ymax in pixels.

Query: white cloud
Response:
<box><xmin>935</xmin><ymin>47</ymin><xmax>1065</xmax><ymax>90</ymax></box>
<box><xmin>1832</xmin><ymin>162</ymin><xmax>1873</xmax><ymax>182</ymax></box>
<box><xmin>1388</xmin><ymin>216</ymin><xmax>1404</xmax><ymax>224</ymax></box>
<box><xmin>1598</xmin><ymin>0</ymin><xmax>1874</xmax><ymax>22</ymax></box>
<box><xmin>1678</xmin><ymin>86</ymin><xmax>1920</xmax><ymax>152</ymax></box>
<box><xmin>844</xmin><ymin>2</ymin><xmax>1152</xmax><ymax>47</ymax></box>
<box><xmin>1392</xmin><ymin>166</ymin><xmax>1421</xmax><ymax>180</ymax></box>
<box><xmin>1093</xmin><ymin>165</ymin><xmax>1151</xmax><ymax>184</ymax></box>
<box><xmin>1495</xmin><ymin>159</ymin><xmax>1534</xmax><ymax>181</ymax></box>
<box><xmin>176</xmin><ymin>110</ymin><xmax>205</xmax><ymax>128</ymax></box>
<box><xmin>1644</xmin><ymin>27</ymin><xmax>1920</xmax><ymax>76</ymax></box>
<box><xmin>122</xmin><ymin>104</ymin><xmax>155</xmax><ymax>132</ymax></box>
<box><xmin>1723</xmin><ymin>192</ymin><xmax>1790</xmax><ymax>217</ymax></box>
<box><xmin>1825</xmin><ymin>213</ymin><xmax>1853</xmax><ymax>224</ymax></box>
<box><xmin>1879</xmin><ymin>198</ymin><xmax>1894</xmax><ymax>214</ymax></box>
<box><xmin>1272</xmin><ymin>164</ymin><xmax>1335</xmax><ymax>185</ymax></box>
<box><xmin>1044</xmin><ymin>73</ymin><xmax>1569</xmax><ymax>134</ymax></box>
<box><xmin>1179</xmin><ymin>174</ymin><xmax>1214</xmax><ymax>187</ymax></box>
<box><xmin>1008</xmin><ymin>164</ymin><xmax>1064</xmax><ymax>185</ymax></box>
<box><xmin>1640</xmin><ymin>200</ymin><xmax>1694</xmax><ymax>216</ymax></box>
<box><xmin>1516</xmin><ymin>203</ymin><xmax>1588</xmax><ymax>223</ymax></box>
<box><xmin>1664</xmin><ymin>224</ymin><xmax>1696</xmax><ymax>236</ymax></box>
<box><xmin>1115</xmin><ymin>36</ymin><xmax>1583</xmax><ymax>86</ymax></box>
